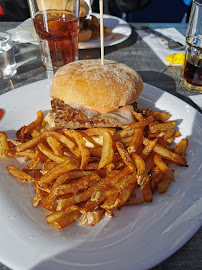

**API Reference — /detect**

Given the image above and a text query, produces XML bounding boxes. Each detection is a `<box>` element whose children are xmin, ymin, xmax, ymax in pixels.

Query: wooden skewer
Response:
<box><xmin>99</xmin><ymin>0</ymin><xmax>104</xmax><ymax>65</ymax></box>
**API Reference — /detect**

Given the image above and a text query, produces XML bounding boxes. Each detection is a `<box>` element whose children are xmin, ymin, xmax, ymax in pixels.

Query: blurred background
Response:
<box><xmin>0</xmin><ymin>0</ymin><xmax>193</xmax><ymax>23</ymax></box>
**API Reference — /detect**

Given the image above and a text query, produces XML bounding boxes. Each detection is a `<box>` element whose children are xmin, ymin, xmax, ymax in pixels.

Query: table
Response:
<box><xmin>0</xmin><ymin>21</ymin><xmax>201</xmax><ymax>270</ymax></box>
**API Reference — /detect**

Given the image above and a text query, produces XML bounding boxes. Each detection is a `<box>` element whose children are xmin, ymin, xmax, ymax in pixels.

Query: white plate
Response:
<box><xmin>0</xmin><ymin>80</ymin><xmax>201</xmax><ymax>270</ymax></box>
<box><xmin>11</xmin><ymin>14</ymin><xmax>131</xmax><ymax>49</ymax></box>
<box><xmin>79</xmin><ymin>13</ymin><xmax>131</xmax><ymax>49</ymax></box>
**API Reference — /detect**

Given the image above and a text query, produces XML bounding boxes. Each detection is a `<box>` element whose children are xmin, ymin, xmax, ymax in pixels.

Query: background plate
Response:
<box><xmin>0</xmin><ymin>79</ymin><xmax>201</xmax><ymax>270</ymax></box>
<box><xmin>14</xmin><ymin>13</ymin><xmax>131</xmax><ymax>49</ymax></box>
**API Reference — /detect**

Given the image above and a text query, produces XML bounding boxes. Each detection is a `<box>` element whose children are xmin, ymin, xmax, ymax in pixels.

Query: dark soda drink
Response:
<box><xmin>183</xmin><ymin>41</ymin><xmax>202</xmax><ymax>86</ymax></box>
<box><xmin>33</xmin><ymin>10</ymin><xmax>79</xmax><ymax>70</ymax></box>
<box><xmin>180</xmin><ymin>36</ymin><xmax>202</xmax><ymax>92</ymax></box>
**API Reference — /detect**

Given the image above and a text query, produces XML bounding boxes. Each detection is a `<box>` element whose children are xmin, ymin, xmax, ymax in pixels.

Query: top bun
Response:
<box><xmin>50</xmin><ymin>59</ymin><xmax>143</xmax><ymax>108</ymax></box>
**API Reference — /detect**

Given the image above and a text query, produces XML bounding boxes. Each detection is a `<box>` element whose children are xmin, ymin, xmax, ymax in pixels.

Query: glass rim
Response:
<box><xmin>0</xmin><ymin>32</ymin><xmax>12</xmax><ymax>44</ymax></box>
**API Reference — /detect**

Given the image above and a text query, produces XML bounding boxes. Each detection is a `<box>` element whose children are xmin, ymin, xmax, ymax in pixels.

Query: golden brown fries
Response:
<box><xmin>0</xmin><ymin>107</ymin><xmax>189</xmax><ymax>229</ymax></box>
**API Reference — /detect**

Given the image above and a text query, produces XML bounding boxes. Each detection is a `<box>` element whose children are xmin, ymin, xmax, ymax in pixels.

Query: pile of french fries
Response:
<box><xmin>0</xmin><ymin>108</ymin><xmax>188</xmax><ymax>229</ymax></box>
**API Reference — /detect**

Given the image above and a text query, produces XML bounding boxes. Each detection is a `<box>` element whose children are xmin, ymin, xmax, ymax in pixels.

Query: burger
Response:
<box><xmin>46</xmin><ymin>59</ymin><xmax>143</xmax><ymax>130</ymax></box>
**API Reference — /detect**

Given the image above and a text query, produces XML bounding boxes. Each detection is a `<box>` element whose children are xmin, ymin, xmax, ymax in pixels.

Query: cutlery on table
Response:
<box><xmin>141</xmin><ymin>26</ymin><xmax>185</xmax><ymax>50</ymax></box>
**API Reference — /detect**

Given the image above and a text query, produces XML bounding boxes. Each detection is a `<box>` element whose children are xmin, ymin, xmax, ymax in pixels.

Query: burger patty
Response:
<box><xmin>49</xmin><ymin>99</ymin><xmax>137</xmax><ymax>129</ymax></box>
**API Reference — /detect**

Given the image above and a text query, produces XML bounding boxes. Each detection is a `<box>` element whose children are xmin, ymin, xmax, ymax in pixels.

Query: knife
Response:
<box><xmin>141</xmin><ymin>26</ymin><xmax>185</xmax><ymax>50</ymax></box>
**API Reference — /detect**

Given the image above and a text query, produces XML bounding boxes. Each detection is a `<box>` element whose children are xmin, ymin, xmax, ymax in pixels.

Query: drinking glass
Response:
<box><xmin>179</xmin><ymin>0</ymin><xmax>202</xmax><ymax>92</ymax></box>
<box><xmin>0</xmin><ymin>32</ymin><xmax>16</xmax><ymax>80</ymax></box>
<box><xmin>28</xmin><ymin>0</ymin><xmax>80</xmax><ymax>71</ymax></box>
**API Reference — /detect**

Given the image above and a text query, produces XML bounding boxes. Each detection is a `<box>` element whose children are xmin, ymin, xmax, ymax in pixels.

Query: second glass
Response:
<box><xmin>179</xmin><ymin>0</ymin><xmax>202</xmax><ymax>92</ymax></box>
<box><xmin>28</xmin><ymin>0</ymin><xmax>80</xmax><ymax>71</ymax></box>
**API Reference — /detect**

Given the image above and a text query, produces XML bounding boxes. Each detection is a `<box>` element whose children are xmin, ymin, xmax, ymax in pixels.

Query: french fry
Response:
<box><xmin>88</xmin><ymin>147</ymin><xmax>102</xmax><ymax>157</ymax></box>
<box><xmin>153</xmin><ymin>153</ymin><xmax>170</xmax><ymax>173</ymax></box>
<box><xmin>149</xmin><ymin>121</ymin><xmax>176</xmax><ymax>133</ymax></box>
<box><xmin>41</xmin><ymin>160</ymin><xmax>57</xmax><ymax>174</ymax></box>
<box><xmin>151</xmin><ymin>171</ymin><xmax>164</xmax><ymax>191</ymax></box>
<box><xmin>132</xmin><ymin>111</ymin><xmax>144</xmax><ymax>121</ymax></box>
<box><xmin>101</xmin><ymin>183</ymin><xmax>135</xmax><ymax>210</ymax></box>
<box><xmin>53</xmin><ymin>209</ymin><xmax>81</xmax><ymax>229</ymax></box>
<box><xmin>57</xmin><ymin>172</ymin><xmax>100</xmax><ymax>195</ymax></box>
<box><xmin>143</xmin><ymin>138</ymin><xmax>187</xmax><ymax>166</ymax></box>
<box><xmin>44</xmin><ymin>130</ymin><xmax>79</xmax><ymax>157</ymax></box>
<box><xmin>151</xmin><ymin>111</ymin><xmax>171</xmax><ymax>122</ymax></box>
<box><xmin>122</xmin><ymin>116</ymin><xmax>154</xmax><ymax>130</ymax></box>
<box><xmin>80</xmin><ymin>127</ymin><xmax>116</xmax><ymax>137</ymax></box>
<box><xmin>113</xmin><ymin>129</ymin><xmax>135</xmax><ymax>141</ymax></box>
<box><xmin>142</xmin><ymin>176</ymin><xmax>152</xmax><ymax>202</ymax></box>
<box><xmin>23</xmin><ymin>110</ymin><xmax>43</xmax><ymax>135</ymax></box>
<box><xmin>132</xmin><ymin>153</ymin><xmax>145</xmax><ymax>176</ymax></box>
<box><xmin>43</xmin><ymin>188</ymin><xmax>59</xmax><ymax>211</ymax></box>
<box><xmin>6</xmin><ymin>165</ymin><xmax>35</xmax><ymax>182</ymax></box>
<box><xmin>79</xmin><ymin>209</ymin><xmax>104</xmax><ymax>226</ymax></box>
<box><xmin>127</xmin><ymin>127</ymin><xmax>144</xmax><ymax>154</ymax></box>
<box><xmin>16</xmin><ymin>134</ymin><xmax>44</xmax><ymax>152</ymax></box>
<box><xmin>37</xmin><ymin>143</ymin><xmax>68</xmax><ymax>163</ymax></box>
<box><xmin>141</xmin><ymin>108</ymin><xmax>171</xmax><ymax>122</ymax></box>
<box><xmin>32</xmin><ymin>193</ymin><xmax>45</xmax><ymax>207</ymax></box>
<box><xmin>57</xmin><ymin>167</ymin><xmax>131</xmax><ymax>211</ymax></box>
<box><xmin>116</xmin><ymin>142</ymin><xmax>136</xmax><ymax>171</ymax></box>
<box><xmin>174</xmin><ymin>138</ymin><xmax>189</xmax><ymax>155</ymax></box>
<box><xmin>46</xmin><ymin>136</ymin><xmax>63</xmax><ymax>155</ymax></box>
<box><xmin>64</xmin><ymin>130</ymin><xmax>90</xmax><ymax>169</ymax></box>
<box><xmin>23</xmin><ymin>147</ymin><xmax>42</xmax><ymax>172</ymax></box>
<box><xmin>141</xmin><ymin>138</ymin><xmax>158</xmax><ymax>160</ymax></box>
<box><xmin>99</xmin><ymin>132</ymin><xmax>114</xmax><ymax>168</ymax></box>
<box><xmin>39</xmin><ymin>158</ymin><xmax>80</xmax><ymax>187</ymax></box>
<box><xmin>125</xmin><ymin>195</ymin><xmax>144</xmax><ymax>206</ymax></box>
<box><xmin>1</xmin><ymin>104</ymin><xmax>189</xmax><ymax>229</ymax></box>
<box><xmin>157</xmin><ymin>171</ymin><xmax>174</xmax><ymax>193</ymax></box>
<box><xmin>0</xmin><ymin>132</ymin><xmax>9</xmax><ymax>156</ymax></box>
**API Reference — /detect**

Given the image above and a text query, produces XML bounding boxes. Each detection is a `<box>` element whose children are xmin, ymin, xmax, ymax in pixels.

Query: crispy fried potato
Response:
<box><xmin>1</xmin><ymin>105</ymin><xmax>189</xmax><ymax>229</ymax></box>
<box><xmin>122</xmin><ymin>116</ymin><xmax>154</xmax><ymax>130</ymax></box>
<box><xmin>39</xmin><ymin>158</ymin><xmax>80</xmax><ymax>187</ymax></box>
<box><xmin>64</xmin><ymin>130</ymin><xmax>90</xmax><ymax>169</ymax></box>
<box><xmin>174</xmin><ymin>138</ymin><xmax>189</xmax><ymax>155</ymax></box>
<box><xmin>153</xmin><ymin>153</ymin><xmax>170</xmax><ymax>173</ymax></box>
<box><xmin>141</xmin><ymin>138</ymin><xmax>158</xmax><ymax>160</ymax></box>
<box><xmin>79</xmin><ymin>209</ymin><xmax>104</xmax><ymax>226</ymax></box>
<box><xmin>127</xmin><ymin>127</ymin><xmax>144</xmax><ymax>154</ymax></box>
<box><xmin>143</xmin><ymin>139</ymin><xmax>187</xmax><ymax>166</ymax></box>
<box><xmin>23</xmin><ymin>147</ymin><xmax>42</xmax><ymax>172</ymax></box>
<box><xmin>6</xmin><ymin>165</ymin><xmax>35</xmax><ymax>182</ymax></box>
<box><xmin>116</xmin><ymin>142</ymin><xmax>136</xmax><ymax>171</ymax></box>
<box><xmin>46</xmin><ymin>136</ymin><xmax>63</xmax><ymax>155</ymax></box>
<box><xmin>142</xmin><ymin>176</ymin><xmax>152</xmax><ymax>202</ymax></box>
<box><xmin>0</xmin><ymin>132</ymin><xmax>9</xmax><ymax>156</ymax></box>
<box><xmin>99</xmin><ymin>132</ymin><xmax>114</xmax><ymax>168</ymax></box>
<box><xmin>157</xmin><ymin>171</ymin><xmax>174</xmax><ymax>193</ymax></box>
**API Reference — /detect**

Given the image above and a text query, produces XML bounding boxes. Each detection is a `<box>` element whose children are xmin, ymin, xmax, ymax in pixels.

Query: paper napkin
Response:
<box><xmin>7</xmin><ymin>19</ymin><xmax>38</xmax><ymax>45</ymax></box>
<box><xmin>136</xmin><ymin>28</ymin><xmax>186</xmax><ymax>66</ymax></box>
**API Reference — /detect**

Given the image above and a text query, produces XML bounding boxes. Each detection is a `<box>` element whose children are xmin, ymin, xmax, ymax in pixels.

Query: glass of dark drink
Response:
<box><xmin>180</xmin><ymin>0</ymin><xmax>202</xmax><ymax>93</ymax></box>
<box><xmin>28</xmin><ymin>0</ymin><xmax>80</xmax><ymax>71</ymax></box>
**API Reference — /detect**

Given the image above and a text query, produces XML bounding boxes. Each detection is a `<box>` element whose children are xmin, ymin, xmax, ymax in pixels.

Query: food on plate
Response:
<box><xmin>78</xmin><ymin>1</ymin><xmax>111</xmax><ymax>42</ymax></box>
<box><xmin>45</xmin><ymin>59</ymin><xmax>143</xmax><ymax>129</ymax></box>
<box><xmin>79</xmin><ymin>14</ymin><xmax>111</xmax><ymax>42</ymax></box>
<box><xmin>0</xmin><ymin>60</ymin><xmax>189</xmax><ymax>229</ymax></box>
